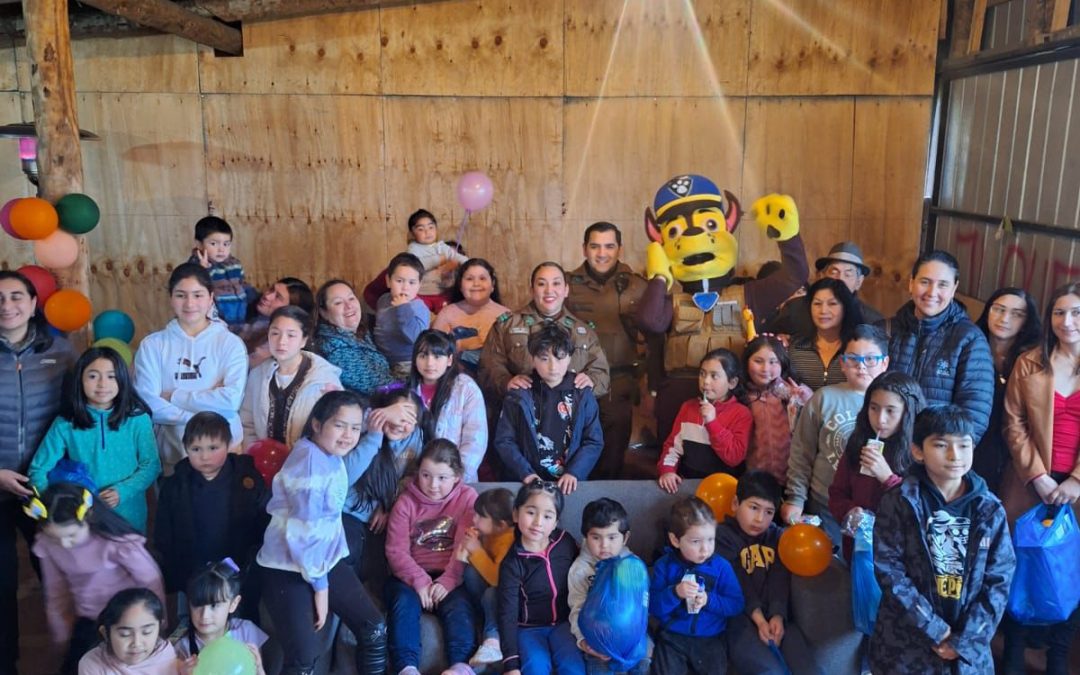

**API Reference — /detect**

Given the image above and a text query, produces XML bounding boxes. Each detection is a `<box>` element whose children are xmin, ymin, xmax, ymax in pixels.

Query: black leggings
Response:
<box><xmin>260</xmin><ymin>561</ymin><xmax>386</xmax><ymax>675</ymax></box>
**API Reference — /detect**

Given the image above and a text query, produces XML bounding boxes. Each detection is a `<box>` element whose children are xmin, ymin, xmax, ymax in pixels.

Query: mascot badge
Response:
<box><xmin>637</xmin><ymin>175</ymin><xmax>808</xmax><ymax>439</ymax></box>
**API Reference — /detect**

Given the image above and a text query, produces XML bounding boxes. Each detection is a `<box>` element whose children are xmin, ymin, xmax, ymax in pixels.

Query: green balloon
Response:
<box><xmin>56</xmin><ymin>193</ymin><xmax>100</xmax><ymax>235</ymax></box>
<box><xmin>193</xmin><ymin>635</ymin><xmax>256</xmax><ymax>675</ymax></box>
<box><xmin>92</xmin><ymin>337</ymin><xmax>132</xmax><ymax>367</ymax></box>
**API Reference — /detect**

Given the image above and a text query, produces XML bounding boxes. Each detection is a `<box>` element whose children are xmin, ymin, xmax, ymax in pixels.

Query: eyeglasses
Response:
<box><xmin>989</xmin><ymin>305</ymin><xmax>1027</xmax><ymax>320</ymax></box>
<box><xmin>824</xmin><ymin>265</ymin><xmax>860</xmax><ymax>280</ymax></box>
<box><xmin>840</xmin><ymin>353</ymin><xmax>886</xmax><ymax>367</ymax></box>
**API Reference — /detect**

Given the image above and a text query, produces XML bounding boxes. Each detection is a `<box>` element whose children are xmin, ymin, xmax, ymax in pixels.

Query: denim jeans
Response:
<box><xmin>518</xmin><ymin>623</ymin><xmax>586</xmax><ymax>675</ymax></box>
<box><xmin>385</xmin><ymin>576</ymin><xmax>477</xmax><ymax>670</ymax></box>
<box><xmin>463</xmin><ymin>565</ymin><xmax>498</xmax><ymax>641</ymax></box>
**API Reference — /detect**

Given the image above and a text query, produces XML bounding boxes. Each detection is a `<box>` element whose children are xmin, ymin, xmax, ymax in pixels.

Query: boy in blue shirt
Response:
<box><xmin>650</xmin><ymin>496</ymin><xmax>743</xmax><ymax>674</ymax></box>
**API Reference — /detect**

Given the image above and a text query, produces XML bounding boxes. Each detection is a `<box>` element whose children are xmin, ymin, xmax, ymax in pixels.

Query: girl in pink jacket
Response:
<box><xmin>385</xmin><ymin>439</ymin><xmax>479</xmax><ymax>675</ymax></box>
<box><xmin>78</xmin><ymin>588</ymin><xmax>176</xmax><ymax>674</ymax></box>
<box><xmin>29</xmin><ymin>482</ymin><xmax>165</xmax><ymax>673</ymax></box>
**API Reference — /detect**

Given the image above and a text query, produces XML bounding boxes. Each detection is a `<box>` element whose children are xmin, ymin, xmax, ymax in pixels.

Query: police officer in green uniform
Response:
<box><xmin>564</xmin><ymin>222</ymin><xmax>650</xmax><ymax>478</ymax></box>
<box><xmin>479</xmin><ymin>262</ymin><xmax>610</xmax><ymax>416</ymax></box>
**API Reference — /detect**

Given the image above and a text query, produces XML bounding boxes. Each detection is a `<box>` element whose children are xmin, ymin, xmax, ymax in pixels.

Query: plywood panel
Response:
<box><xmin>203</xmin><ymin>94</ymin><xmax>384</xmax><ymax>220</ymax></box>
<box><xmin>227</xmin><ymin>214</ymin><xmax>389</xmax><ymax>297</ymax></box>
<box><xmin>16</xmin><ymin>36</ymin><xmax>199</xmax><ymax>94</ymax></box>
<box><xmin>565</xmin><ymin>0</ymin><xmax>750</xmax><ymax>97</ymax></box>
<box><xmin>382</xmin><ymin>97</ymin><xmax>562</xmax><ymax>309</ymax></box>
<box><xmin>85</xmin><ymin>214</ymin><xmax>194</xmax><ymax>343</ymax></box>
<box><xmin>851</xmin><ymin>97</ymin><xmax>931</xmax><ymax>312</ymax></box>
<box><xmin>75</xmin><ymin>93</ymin><xmax>207</xmax><ymax>217</ymax></box>
<box><xmin>748</xmin><ymin>0</ymin><xmax>940</xmax><ymax>96</ymax></box>
<box><xmin>742</xmin><ymin>97</ymin><xmax>855</xmax><ymax>269</ymax></box>
<box><xmin>380</xmin><ymin>0</ymin><xmax>563</xmax><ymax>96</ymax></box>
<box><xmin>563</xmin><ymin>97</ymin><xmax>747</xmax><ymax>271</ymax></box>
<box><xmin>199</xmin><ymin>11</ymin><xmax>381</xmax><ymax>95</ymax></box>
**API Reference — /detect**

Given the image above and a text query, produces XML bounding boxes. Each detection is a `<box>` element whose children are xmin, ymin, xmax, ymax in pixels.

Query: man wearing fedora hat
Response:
<box><xmin>763</xmin><ymin>241</ymin><xmax>883</xmax><ymax>340</ymax></box>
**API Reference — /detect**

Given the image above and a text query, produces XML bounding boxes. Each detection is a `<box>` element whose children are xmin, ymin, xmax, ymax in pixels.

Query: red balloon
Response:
<box><xmin>247</xmin><ymin>439</ymin><xmax>289</xmax><ymax>485</ymax></box>
<box><xmin>778</xmin><ymin>524</ymin><xmax>833</xmax><ymax>577</ymax></box>
<box><xmin>1</xmin><ymin>198</ymin><xmax>23</xmax><ymax>239</ymax></box>
<box><xmin>16</xmin><ymin>264</ymin><xmax>58</xmax><ymax>303</ymax></box>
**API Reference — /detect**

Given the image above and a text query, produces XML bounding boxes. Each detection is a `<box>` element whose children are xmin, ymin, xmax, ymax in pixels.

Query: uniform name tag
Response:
<box><xmin>510</xmin><ymin>327</ymin><xmax>529</xmax><ymax>334</ymax></box>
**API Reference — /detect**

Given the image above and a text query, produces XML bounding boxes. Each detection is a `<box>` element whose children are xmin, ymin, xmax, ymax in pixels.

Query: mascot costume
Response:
<box><xmin>637</xmin><ymin>174</ymin><xmax>808</xmax><ymax>444</ymax></box>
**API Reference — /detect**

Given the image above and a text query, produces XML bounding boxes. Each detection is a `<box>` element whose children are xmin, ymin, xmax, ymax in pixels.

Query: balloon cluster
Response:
<box><xmin>3</xmin><ymin>193</ymin><xmax>102</xmax><ymax>334</ymax></box>
<box><xmin>92</xmin><ymin>309</ymin><xmax>136</xmax><ymax>366</ymax></box>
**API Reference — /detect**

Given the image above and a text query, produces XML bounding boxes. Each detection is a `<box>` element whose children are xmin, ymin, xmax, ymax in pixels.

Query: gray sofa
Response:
<box><xmin>325</xmin><ymin>479</ymin><xmax>862</xmax><ymax>674</ymax></box>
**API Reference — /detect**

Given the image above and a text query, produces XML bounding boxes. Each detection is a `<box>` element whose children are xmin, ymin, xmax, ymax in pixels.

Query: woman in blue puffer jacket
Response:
<box><xmin>0</xmin><ymin>270</ymin><xmax>76</xmax><ymax>671</ymax></box>
<box><xmin>884</xmin><ymin>251</ymin><xmax>994</xmax><ymax>443</ymax></box>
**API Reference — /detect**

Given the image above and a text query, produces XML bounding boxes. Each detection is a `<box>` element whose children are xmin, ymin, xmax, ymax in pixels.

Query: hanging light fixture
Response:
<box><xmin>0</xmin><ymin>122</ymin><xmax>100</xmax><ymax>193</ymax></box>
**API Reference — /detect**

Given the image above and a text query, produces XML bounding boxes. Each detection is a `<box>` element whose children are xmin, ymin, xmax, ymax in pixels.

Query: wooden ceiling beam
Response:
<box><xmin>190</xmin><ymin>0</ymin><xmax>446</xmax><ymax>23</ymax></box>
<box><xmin>77</xmin><ymin>0</ymin><xmax>242</xmax><ymax>53</ymax></box>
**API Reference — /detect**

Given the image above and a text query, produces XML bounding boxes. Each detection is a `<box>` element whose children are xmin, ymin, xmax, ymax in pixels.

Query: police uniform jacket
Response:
<box><xmin>478</xmin><ymin>303</ymin><xmax>610</xmax><ymax>399</ymax></box>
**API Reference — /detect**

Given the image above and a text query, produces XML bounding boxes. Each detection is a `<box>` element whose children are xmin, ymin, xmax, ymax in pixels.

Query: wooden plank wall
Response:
<box><xmin>0</xmin><ymin>0</ymin><xmax>940</xmax><ymax>341</ymax></box>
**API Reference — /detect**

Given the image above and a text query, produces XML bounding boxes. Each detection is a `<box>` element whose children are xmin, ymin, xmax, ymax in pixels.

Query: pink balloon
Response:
<box><xmin>33</xmin><ymin>230</ymin><xmax>80</xmax><ymax>269</ymax></box>
<box><xmin>456</xmin><ymin>171</ymin><xmax>494</xmax><ymax>212</ymax></box>
<box><xmin>1</xmin><ymin>198</ymin><xmax>23</xmax><ymax>239</ymax></box>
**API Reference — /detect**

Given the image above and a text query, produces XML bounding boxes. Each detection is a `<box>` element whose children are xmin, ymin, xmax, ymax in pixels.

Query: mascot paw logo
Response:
<box><xmin>644</xmin><ymin>174</ymin><xmax>742</xmax><ymax>285</ymax></box>
<box><xmin>750</xmin><ymin>194</ymin><xmax>800</xmax><ymax>241</ymax></box>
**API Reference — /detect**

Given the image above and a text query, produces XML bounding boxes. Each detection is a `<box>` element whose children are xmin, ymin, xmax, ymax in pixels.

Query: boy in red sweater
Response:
<box><xmin>658</xmin><ymin>349</ymin><xmax>753</xmax><ymax>493</ymax></box>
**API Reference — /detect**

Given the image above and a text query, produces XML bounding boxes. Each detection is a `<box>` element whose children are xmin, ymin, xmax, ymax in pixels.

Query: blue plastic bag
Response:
<box><xmin>851</xmin><ymin>513</ymin><xmax>881</xmax><ymax>636</ymax></box>
<box><xmin>1008</xmin><ymin>504</ymin><xmax>1080</xmax><ymax>624</ymax></box>
<box><xmin>579</xmin><ymin>554</ymin><xmax>649</xmax><ymax>672</ymax></box>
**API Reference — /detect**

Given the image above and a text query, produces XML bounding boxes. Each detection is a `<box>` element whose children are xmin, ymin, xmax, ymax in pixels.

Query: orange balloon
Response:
<box><xmin>9</xmin><ymin>197</ymin><xmax>58</xmax><ymax>240</ymax></box>
<box><xmin>44</xmin><ymin>289</ymin><xmax>92</xmax><ymax>332</ymax></box>
<box><xmin>779</xmin><ymin>524</ymin><xmax>832</xmax><ymax>577</ymax></box>
<box><xmin>695</xmin><ymin>472</ymin><xmax>738</xmax><ymax>520</ymax></box>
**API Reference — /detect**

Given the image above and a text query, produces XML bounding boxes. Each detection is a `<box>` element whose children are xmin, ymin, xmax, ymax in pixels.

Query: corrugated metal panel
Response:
<box><xmin>986</xmin><ymin>0</ymin><xmax>1028</xmax><ymax>51</ymax></box>
<box><xmin>933</xmin><ymin>216</ymin><xmax>1080</xmax><ymax>304</ymax></box>
<box><xmin>941</xmin><ymin>59</ymin><xmax>1080</xmax><ymax>231</ymax></box>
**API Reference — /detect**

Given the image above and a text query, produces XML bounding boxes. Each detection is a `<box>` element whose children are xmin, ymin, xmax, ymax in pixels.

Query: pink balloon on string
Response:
<box><xmin>33</xmin><ymin>230</ymin><xmax>80</xmax><ymax>268</ymax></box>
<box><xmin>1</xmin><ymin>198</ymin><xmax>23</xmax><ymax>239</ymax></box>
<box><xmin>456</xmin><ymin>171</ymin><xmax>494</xmax><ymax>212</ymax></box>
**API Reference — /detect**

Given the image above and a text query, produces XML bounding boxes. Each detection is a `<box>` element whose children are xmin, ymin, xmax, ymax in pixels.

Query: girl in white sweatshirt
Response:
<box><xmin>134</xmin><ymin>263</ymin><xmax>248</xmax><ymax>474</ymax></box>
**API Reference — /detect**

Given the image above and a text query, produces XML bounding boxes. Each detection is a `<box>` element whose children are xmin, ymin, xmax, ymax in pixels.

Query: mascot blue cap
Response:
<box><xmin>652</xmin><ymin>174</ymin><xmax>727</xmax><ymax>220</ymax></box>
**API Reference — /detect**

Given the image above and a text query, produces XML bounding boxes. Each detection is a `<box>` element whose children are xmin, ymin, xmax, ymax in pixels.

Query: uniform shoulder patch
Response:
<box><xmin>524</xmin><ymin>316</ymin><xmax>535</xmax><ymax>327</ymax></box>
<box><xmin>496</xmin><ymin>312</ymin><xmax>512</xmax><ymax>323</ymax></box>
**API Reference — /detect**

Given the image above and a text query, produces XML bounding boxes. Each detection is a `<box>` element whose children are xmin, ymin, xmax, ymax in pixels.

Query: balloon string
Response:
<box><xmin>455</xmin><ymin>210</ymin><xmax>471</xmax><ymax>252</ymax></box>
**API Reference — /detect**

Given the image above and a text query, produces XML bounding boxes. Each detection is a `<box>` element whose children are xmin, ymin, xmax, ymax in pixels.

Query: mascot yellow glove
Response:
<box><xmin>646</xmin><ymin>241</ymin><xmax>674</xmax><ymax>290</ymax></box>
<box><xmin>751</xmin><ymin>194</ymin><xmax>800</xmax><ymax>241</ymax></box>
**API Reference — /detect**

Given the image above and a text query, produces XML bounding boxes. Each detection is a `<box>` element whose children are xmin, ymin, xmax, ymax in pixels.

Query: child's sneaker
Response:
<box><xmin>469</xmin><ymin>639</ymin><xmax>503</xmax><ymax>667</ymax></box>
<box><xmin>398</xmin><ymin>668</ymin><xmax>421</xmax><ymax>675</ymax></box>
<box><xmin>442</xmin><ymin>664</ymin><xmax>476</xmax><ymax>675</ymax></box>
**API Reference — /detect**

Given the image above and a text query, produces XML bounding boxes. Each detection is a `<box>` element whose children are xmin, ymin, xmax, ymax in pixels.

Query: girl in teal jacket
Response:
<box><xmin>29</xmin><ymin>346</ymin><xmax>160</xmax><ymax>532</ymax></box>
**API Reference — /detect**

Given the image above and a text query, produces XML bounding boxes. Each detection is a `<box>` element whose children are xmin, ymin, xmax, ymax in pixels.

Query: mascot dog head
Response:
<box><xmin>645</xmin><ymin>175</ymin><xmax>741</xmax><ymax>284</ymax></box>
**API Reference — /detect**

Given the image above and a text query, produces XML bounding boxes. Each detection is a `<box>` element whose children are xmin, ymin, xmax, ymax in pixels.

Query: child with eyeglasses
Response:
<box><xmin>782</xmin><ymin>325</ymin><xmax>890</xmax><ymax>549</ymax></box>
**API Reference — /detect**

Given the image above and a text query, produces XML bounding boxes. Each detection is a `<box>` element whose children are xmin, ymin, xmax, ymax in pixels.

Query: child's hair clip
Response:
<box><xmin>376</xmin><ymin>381</ymin><xmax>406</xmax><ymax>395</ymax></box>
<box><xmin>220</xmin><ymin>557</ymin><xmax>240</xmax><ymax>573</ymax></box>
<box><xmin>75</xmin><ymin>489</ymin><xmax>93</xmax><ymax>522</ymax></box>
<box><xmin>22</xmin><ymin>487</ymin><xmax>48</xmax><ymax>521</ymax></box>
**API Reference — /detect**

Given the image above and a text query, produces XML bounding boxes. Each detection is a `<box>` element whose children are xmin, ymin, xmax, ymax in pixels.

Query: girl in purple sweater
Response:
<box><xmin>385</xmin><ymin>439</ymin><xmax>479</xmax><ymax>675</ymax></box>
<box><xmin>29</xmin><ymin>482</ymin><xmax>164</xmax><ymax>674</ymax></box>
